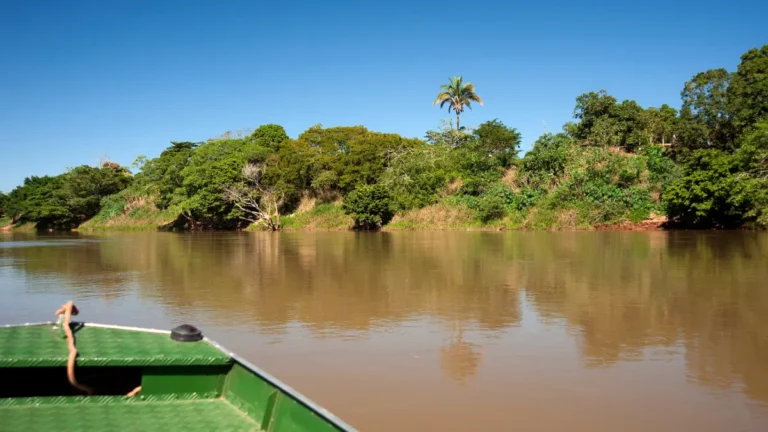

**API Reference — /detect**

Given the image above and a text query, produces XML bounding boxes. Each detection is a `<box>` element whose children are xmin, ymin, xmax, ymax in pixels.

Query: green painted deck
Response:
<box><xmin>0</xmin><ymin>397</ymin><xmax>259</xmax><ymax>432</ymax></box>
<box><xmin>0</xmin><ymin>323</ymin><xmax>352</xmax><ymax>431</ymax></box>
<box><xmin>0</xmin><ymin>324</ymin><xmax>231</xmax><ymax>367</ymax></box>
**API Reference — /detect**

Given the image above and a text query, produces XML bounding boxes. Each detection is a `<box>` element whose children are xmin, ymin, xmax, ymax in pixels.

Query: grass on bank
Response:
<box><xmin>386</xmin><ymin>202</ymin><xmax>479</xmax><ymax>230</ymax></box>
<box><xmin>79</xmin><ymin>189</ymin><xmax>178</xmax><ymax>231</ymax></box>
<box><xmin>385</xmin><ymin>200</ymin><xmax>653</xmax><ymax>231</ymax></box>
<box><xmin>277</xmin><ymin>202</ymin><xmax>353</xmax><ymax>230</ymax></box>
<box><xmin>0</xmin><ymin>219</ymin><xmax>38</xmax><ymax>232</ymax></box>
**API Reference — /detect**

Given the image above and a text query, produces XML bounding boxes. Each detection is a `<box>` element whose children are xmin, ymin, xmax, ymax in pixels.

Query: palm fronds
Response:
<box><xmin>432</xmin><ymin>76</ymin><xmax>483</xmax><ymax>129</ymax></box>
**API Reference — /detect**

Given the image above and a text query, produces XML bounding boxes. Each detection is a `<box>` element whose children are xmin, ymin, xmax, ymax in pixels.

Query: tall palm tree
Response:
<box><xmin>433</xmin><ymin>76</ymin><xmax>484</xmax><ymax>130</ymax></box>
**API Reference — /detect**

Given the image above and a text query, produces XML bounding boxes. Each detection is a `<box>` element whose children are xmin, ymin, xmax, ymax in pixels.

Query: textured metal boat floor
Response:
<box><xmin>0</xmin><ymin>324</ymin><xmax>231</xmax><ymax>367</ymax></box>
<box><xmin>0</xmin><ymin>398</ymin><xmax>260</xmax><ymax>431</ymax></box>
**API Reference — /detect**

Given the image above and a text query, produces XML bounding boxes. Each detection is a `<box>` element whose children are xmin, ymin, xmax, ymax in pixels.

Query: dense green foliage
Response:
<box><xmin>498</xmin><ymin>134</ymin><xmax>672</xmax><ymax>226</ymax></box>
<box><xmin>663</xmin><ymin>149</ymin><xmax>758</xmax><ymax>227</ymax></box>
<box><xmin>249</xmin><ymin>124</ymin><xmax>289</xmax><ymax>151</ymax></box>
<box><xmin>472</xmin><ymin>119</ymin><xmax>522</xmax><ymax>168</ymax></box>
<box><xmin>1</xmin><ymin>164</ymin><xmax>132</xmax><ymax>229</ymax></box>
<box><xmin>3</xmin><ymin>45</ymin><xmax>767</xmax><ymax>231</ymax></box>
<box><xmin>0</xmin><ymin>192</ymin><xmax>7</xmax><ymax>220</ymax></box>
<box><xmin>179</xmin><ymin>138</ymin><xmax>272</xmax><ymax>226</ymax></box>
<box><xmin>379</xmin><ymin>142</ymin><xmax>451</xmax><ymax>212</ymax></box>
<box><xmin>134</xmin><ymin>141</ymin><xmax>197</xmax><ymax>210</ymax></box>
<box><xmin>342</xmin><ymin>185</ymin><xmax>395</xmax><ymax>229</ymax></box>
<box><xmin>728</xmin><ymin>46</ymin><xmax>768</xmax><ymax>136</ymax></box>
<box><xmin>661</xmin><ymin>45</ymin><xmax>768</xmax><ymax>227</ymax></box>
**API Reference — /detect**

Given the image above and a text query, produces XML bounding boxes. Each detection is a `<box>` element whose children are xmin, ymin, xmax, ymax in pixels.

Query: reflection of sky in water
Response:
<box><xmin>0</xmin><ymin>265</ymin><xmax>168</xmax><ymax>329</ymax></box>
<box><xmin>0</xmin><ymin>239</ymin><xmax>103</xmax><ymax>248</ymax></box>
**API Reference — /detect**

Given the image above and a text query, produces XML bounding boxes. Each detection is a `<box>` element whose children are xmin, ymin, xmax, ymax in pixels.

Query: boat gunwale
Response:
<box><xmin>0</xmin><ymin>321</ymin><xmax>356</xmax><ymax>432</ymax></box>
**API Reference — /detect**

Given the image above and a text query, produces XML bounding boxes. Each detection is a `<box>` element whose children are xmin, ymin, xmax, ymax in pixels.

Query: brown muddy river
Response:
<box><xmin>1</xmin><ymin>231</ymin><xmax>767</xmax><ymax>431</ymax></box>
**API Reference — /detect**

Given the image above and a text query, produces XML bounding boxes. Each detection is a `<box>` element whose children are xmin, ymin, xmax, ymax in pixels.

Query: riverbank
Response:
<box><xmin>1</xmin><ymin>219</ymin><xmax>36</xmax><ymax>232</ymax></box>
<box><xmin>279</xmin><ymin>201</ymin><xmax>668</xmax><ymax>231</ymax></box>
<box><xmin>43</xmin><ymin>200</ymin><xmax>668</xmax><ymax>233</ymax></box>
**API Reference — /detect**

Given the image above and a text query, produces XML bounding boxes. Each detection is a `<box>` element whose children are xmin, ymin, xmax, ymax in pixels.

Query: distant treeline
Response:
<box><xmin>1</xmin><ymin>45</ymin><xmax>767</xmax><ymax>230</ymax></box>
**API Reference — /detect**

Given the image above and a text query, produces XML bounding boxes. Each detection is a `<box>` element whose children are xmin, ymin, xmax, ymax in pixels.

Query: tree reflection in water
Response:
<box><xmin>440</xmin><ymin>320</ymin><xmax>484</xmax><ymax>383</ymax></box>
<box><xmin>2</xmin><ymin>231</ymin><xmax>767</xmax><ymax>401</ymax></box>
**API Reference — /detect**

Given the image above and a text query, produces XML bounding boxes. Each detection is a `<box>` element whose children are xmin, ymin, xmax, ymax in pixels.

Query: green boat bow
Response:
<box><xmin>0</xmin><ymin>321</ymin><xmax>355</xmax><ymax>432</ymax></box>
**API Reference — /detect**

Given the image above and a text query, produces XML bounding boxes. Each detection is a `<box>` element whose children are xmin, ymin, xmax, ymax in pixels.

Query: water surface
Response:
<box><xmin>1</xmin><ymin>231</ymin><xmax>767</xmax><ymax>431</ymax></box>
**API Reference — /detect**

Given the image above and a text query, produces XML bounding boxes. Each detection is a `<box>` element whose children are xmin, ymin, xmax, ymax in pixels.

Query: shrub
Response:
<box><xmin>642</xmin><ymin>145</ymin><xmax>680</xmax><ymax>187</ymax></box>
<box><xmin>380</xmin><ymin>144</ymin><xmax>450</xmax><ymax>212</ymax></box>
<box><xmin>472</xmin><ymin>119</ymin><xmax>522</xmax><ymax>167</ymax></box>
<box><xmin>519</xmin><ymin>133</ymin><xmax>572</xmax><ymax>188</ymax></box>
<box><xmin>476</xmin><ymin>194</ymin><xmax>506</xmax><ymax>222</ymax></box>
<box><xmin>342</xmin><ymin>185</ymin><xmax>395</xmax><ymax>229</ymax></box>
<box><xmin>510</xmin><ymin>187</ymin><xmax>542</xmax><ymax>211</ymax></box>
<box><xmin>664</xmin><ymin>149</ymin><xmax>758</xmax><ymax>227</ymax></box>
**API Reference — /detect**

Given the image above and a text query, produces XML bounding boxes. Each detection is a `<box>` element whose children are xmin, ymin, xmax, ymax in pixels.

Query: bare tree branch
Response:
<box><xmin>224</xmin><ymin>163</ymin><xmax>284</xmax><ymax>230</ymax></box>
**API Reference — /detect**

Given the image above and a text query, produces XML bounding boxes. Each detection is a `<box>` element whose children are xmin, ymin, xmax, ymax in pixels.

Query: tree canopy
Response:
<box><xmin>2</xmin><ymin>163</ymin><xmax>132</xmax><ymax>229</ymax></box>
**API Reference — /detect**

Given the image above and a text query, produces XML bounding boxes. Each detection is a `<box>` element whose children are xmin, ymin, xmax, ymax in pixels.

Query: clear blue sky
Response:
<box><xmin>1</xmin><ymin>0</ymin><xmax>766</xmax><ymax>192</ymax></box>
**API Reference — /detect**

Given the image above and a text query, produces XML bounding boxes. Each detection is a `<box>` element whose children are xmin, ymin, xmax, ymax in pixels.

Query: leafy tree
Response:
<box><xmin>643</xmin><ymin>104</ymin><xmax>678</xmax><ymax>145</ymax></box>
<box><xmin>664</xmin><ymin>149</ymin><xmax>757</xmax><ymax>227</ymax></box>
<box><xmin>727</xmin><ymin>45</ymin><xmax>768</xmax><ymax>135</ymax></box>
<box><xmin>733</xmin><ymin>121</ymin><xmax>768</xmax><ymax>226</ymax></box>
<box><xmin>137</xmin><ymin>141</ymin><xmax>197</xmax><ymax>209</ymax></box>
<box><xmin>6</xmin><ymin>176</ymin><xmax>69</xmax><ymax>226</ymax></box>
<box><xmin>250</xmin><ymin>124</ymin><xmax>289</xmax><ymax>151</ymax></box>
<box><xmin>1</xmin><ymin>164</ymin><xmax>131</xmax><ymax>229</ymax></box>
<box><xmin>423</xmin><ymin>121</ymin><xmax>510</xmax><ymax>198</ymax></box>
<box><xmin>737</xmin><ymin>120</ymin><xmax>768</xmax><ymax>179</ymax></box>
<box><xmin>572</xmin><ymin>90</ymin><xmax>617</xmax><ymax>141</ymax></box>
<box><xmin>0</xmin><ymin>192</ymin><xmax>7</xmax><ymax>219</ymax></box>
<box><xmin>433</xmin><ymin>76</ymin><xmax>484</xmax><ymax>130</ymax></box>
<box><xmin>179</xmin><ymin>139</ymin><xmax>271</xmax><ymax>227</ymax></box>
<box><xmin>671</xmin><ymin>107</ymin><xmax>709</xmax><ymax>154</ymax></box>
<box><xmin>310</xmin><ymin>170</ymin><xmax>340</xmax><ymax>199</ymax></box>
<box><xmin>570</xmin><ymin>91</ymin><xmax>650</xmax><ymax>150</ymax></box>
<box><xmin>586</xmin><ymin>116</ymin><xmax>622</xmax><ymax>147</ymax></box>
<box><xmin>342</xmin><ymin>184</ymin><xmax>394</xmax><ymax>229</ymax></box>
<box><xmin>291</xmin><ymin>125</ymin><xmax>421</xmax><ymax>194</ymax></box>
<box><xmin>451</xmin><ymin>148</ymin><xmax>503</xmax><ymax>196</ymax></box>
<box><xmin>519</xmin><ymin>133</ymin><xmax>572</xmax><ymax>188</ymax></box>
<box><xmin>442</xmin><ymin>123</ymin><xmax>506</xmax><ymax>197</ymax></box>
<box><xmin>63</xmin><ymin>165</ymin><xmax>132</xmax><ymax>224</ymax></box>
<box><xmin>380</xmin><ymin>143</ymin><xmax>451</xmax><ymax>211</ymax></box>
<box><xmin>680</xmin><ymin>68</ymin><xmax>732</xmax><ymax>147</ymax></box>
<box><xmin>274</xmin><ymin>138</ymin><xmax>317</xmax><ymax>192</ymax></box>
<box><xmin>297</xmin><ymin>124</ymin><xmax>368</xmax><ymax>154</ymax></box>
<box><xmin>472</xmin><ymin>119</ymin><xmax>522</xmax><ymax>167</ymax></box>
<box><xmin>610</xmin><ymin>100</ymin><xmax>647</xmax><ymax>150</ymax></box>
<box><xmin>662</xmin><ymin>46</ymin><xmax>768</xmax><ymax>229</ymax></box>
<box><xmin>336</xmin><ymin>131</ymin><xmax>419</xmax><ymax>191</ymax></box>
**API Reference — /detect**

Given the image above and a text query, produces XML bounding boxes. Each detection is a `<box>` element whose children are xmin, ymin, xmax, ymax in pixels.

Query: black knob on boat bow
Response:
<box><xmin>170</xmin><ymin>324</ymin><xmax>203</xmax><ymax>342</ymax></box>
